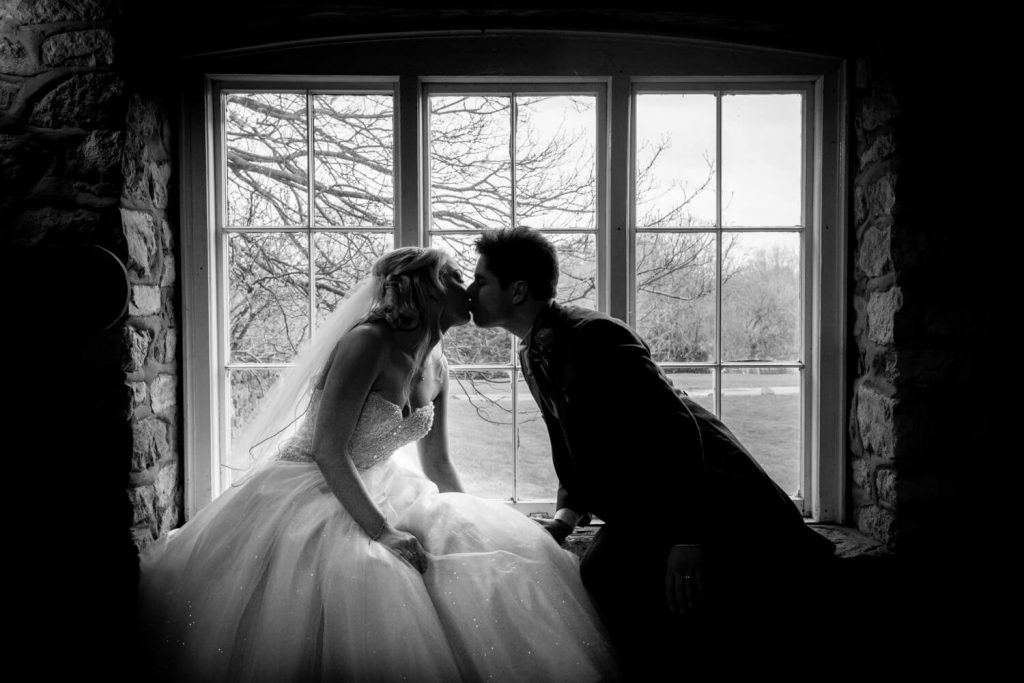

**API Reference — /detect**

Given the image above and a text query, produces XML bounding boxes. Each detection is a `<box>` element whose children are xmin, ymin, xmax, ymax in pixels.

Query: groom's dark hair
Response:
<box><xmin>475</xmin><ymin>227</ymin><xmax>559</xmax><ymax>300</ymax></box>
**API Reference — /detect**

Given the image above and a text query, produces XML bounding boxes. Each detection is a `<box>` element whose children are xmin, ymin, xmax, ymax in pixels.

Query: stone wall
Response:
<box><xmin>848</xmin><ymin>24</ymin><xmax>991</xmax><ymax>552</ymax></box>
<box><xmin>122</xmin><ymin>92</ymin><xmax>179</xmax><ymax>551</ymax></box>
<box><xmin>1</xmin><ymin>0</ymin><xmax>180</xmax><ymax>556</ymax></box>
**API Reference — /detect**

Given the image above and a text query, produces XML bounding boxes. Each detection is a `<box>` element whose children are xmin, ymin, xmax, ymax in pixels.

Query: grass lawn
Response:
<box><xmin>446</xmin><ymin>371</ymin><xmax>802</xmax><ymax>501</ymax></box>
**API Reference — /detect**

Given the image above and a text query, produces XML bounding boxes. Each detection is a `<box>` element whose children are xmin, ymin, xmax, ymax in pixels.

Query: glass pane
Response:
<box><xmin>229</xmin><ymin>232</ymin><xmax>310</xmax><ymax>363</ymax></box>
<box><xmin>227</xmin><ymin>367</ymin><xmax>284</xmax><ymax>486</ymax></box>
<box><xmin>664</xmin><ymin>368</ymin><xmax>715</xmax><ymax>414</ymax></box>
<box><xmin>225</xmin><ymin>92</ymin><xmax>308</xmax><ymax>227</ymax></box>
<box><xmin>515</xmin><ymin>374</ymin><xmax>557</xmax><ymax>501</ymax></box>
<box><xmin>635</xmin><ymin>232</ymin><xmax>717</xmax><ymax>363</ymax></box>
<box><xmin>447</xmin><ymin>370</ymin><xmax>515</xmax><ymax>500</ymax></box>
<box><xmin>722</xmin><ymin>232</ymin><xmax>801</xmax><ymax>362</ymax></box>
<box><xmin>313</xmin><ymin>94</ymin><xmax>395</xmax><ymax>227</ymax></box>
<box><xmin>432</xmin><ymin>233</ymin><xmax>514</xmax><ymax>365</ymax></box>
<box><xmin>515</xmin><ymin>95</ymin><xmax>596</xmax><ymax>229</ymax></box>
<box><xmin>722</xmin><ymin>93</ymin><xmax>803</xmax><ymax>227</ymax></box>
<box><xmin>314</xmin><ymin>231</ymin><xmax>392</xmax><ymax>329</ymax></box>
<box><xmin>549</xmin><ymin>232</ymin><xmax>597</xmax><ymax>309</ymax></box>
<box><xmin>721</xmin><ymin>367</ymin><xmax>801</xmax><ymax>496</ymax></box>
<box><xmin>430</xmin><ymin>95</ymin><xmax>512</xmax><ymax>230</ymax></box>
<box><xmin>636</xmin><ymin>93</ymin><xmax>717</xmax><ymax>228</ymax></box>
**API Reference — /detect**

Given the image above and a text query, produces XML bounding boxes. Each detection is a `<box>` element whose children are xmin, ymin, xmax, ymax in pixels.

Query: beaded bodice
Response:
<box><xmin>277</xmin><ymin>390</ymin><xmax>434</xmax><ymax>470</ymax></box>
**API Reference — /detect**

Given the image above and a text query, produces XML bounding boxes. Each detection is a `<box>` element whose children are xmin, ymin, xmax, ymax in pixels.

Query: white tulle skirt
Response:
<box><xmin>138</xmin><ymin>455</ymin><xmax>620</xmax><ymax>682</ymax></box>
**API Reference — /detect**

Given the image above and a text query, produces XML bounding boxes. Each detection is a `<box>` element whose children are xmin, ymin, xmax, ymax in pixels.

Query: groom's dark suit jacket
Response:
<box><xmin>520</xmin><ymin>302</ymin><xmax>833</xmax><ymax>557</ymax></box>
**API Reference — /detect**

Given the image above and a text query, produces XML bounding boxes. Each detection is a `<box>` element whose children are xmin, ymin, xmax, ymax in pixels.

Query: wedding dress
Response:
<box><xmin>138</xmin><ymin>384</ymin><xmax>619</xmax><ymax>682</ymax></box>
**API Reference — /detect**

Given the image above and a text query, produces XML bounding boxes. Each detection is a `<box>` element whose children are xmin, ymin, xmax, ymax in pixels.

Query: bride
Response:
<box><xmin>138</xmin><ymin>247</ymin><xmax>620</xmax><ymax>682</ymax></box>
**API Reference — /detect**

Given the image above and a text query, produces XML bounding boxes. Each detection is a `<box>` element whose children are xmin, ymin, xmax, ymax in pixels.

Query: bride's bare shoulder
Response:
<box><xmin>329</xmin><ymin>322</ymin><xmax>392</xmax><ymax>366</ymax></box>
<box><xmin>345</xmin><ymin>320</ymin><xmax>389</xmax><ymax>343</ymax></box>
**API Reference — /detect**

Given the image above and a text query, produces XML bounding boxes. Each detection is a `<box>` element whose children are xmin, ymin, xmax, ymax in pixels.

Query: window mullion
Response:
<box><xmin>608</xmin><ymin>75</ymin><xmax>631</xmax><ymax>322</ymax></box>
<box><xmin>509</xmin><ymin>94</ymin><xmax>519</xmax><ymax>503</ymax></box>
<box><xmin>306</xmin><ymin>92</ymin><xmax>316</xmax><ymax>342</ymax></box>
<box><xmin>399</xmin><ymin>77</ymin><xmax>421</xmax><ymax>247</ymax></box>
<box><xmin>715</xmin><ymin>91</ymin><xmax>723</xmax><ymax>417</ymax></box>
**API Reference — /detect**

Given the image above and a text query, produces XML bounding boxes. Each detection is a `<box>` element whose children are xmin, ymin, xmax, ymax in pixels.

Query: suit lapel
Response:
<box><xmin>520</xmin><ymin>304</ymin><xmax>561</xmax><ymax>418</ymax></box>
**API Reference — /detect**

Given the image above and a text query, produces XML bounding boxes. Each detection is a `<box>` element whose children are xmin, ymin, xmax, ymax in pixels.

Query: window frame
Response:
<box><xmin>180</xmin><ymin>33</ymin><xmax>847</xmax><ymax>523</ymax></box>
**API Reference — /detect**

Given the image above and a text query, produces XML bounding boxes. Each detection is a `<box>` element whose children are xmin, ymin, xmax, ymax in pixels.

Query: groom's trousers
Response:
<box><xmin>580</xmin><ymin>522</ymin><xmax>834</xmax><ymax>676</ymax></box>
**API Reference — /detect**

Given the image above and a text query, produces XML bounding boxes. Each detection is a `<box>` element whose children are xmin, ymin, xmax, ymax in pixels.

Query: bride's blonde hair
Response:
<box><xmin>365</xmin><ymin>247</ymin><xmax>460</xmax><ymax>334</ymax></box>
<box><xmin>230</xmin><ymin>248</ymin><xmax>461</xmax><ymax>484</ymax></box>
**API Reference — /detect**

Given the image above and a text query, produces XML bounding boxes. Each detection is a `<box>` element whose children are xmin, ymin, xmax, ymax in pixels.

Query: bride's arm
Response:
<box><xmin>312</xmin><ymin>325</ymin><xmax>428</xmax><ymax>571</ymax></box>
<box><xmin>417</xmin><ymin>355</ymin><xmax>465</xmax><ymax>494</ymax></box>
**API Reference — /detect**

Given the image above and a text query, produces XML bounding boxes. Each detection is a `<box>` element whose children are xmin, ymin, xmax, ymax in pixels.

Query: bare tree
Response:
<box><xmin>222</xmin><ymin>90</ymin><xmax>800</xmax><ymax>436</ymax></box>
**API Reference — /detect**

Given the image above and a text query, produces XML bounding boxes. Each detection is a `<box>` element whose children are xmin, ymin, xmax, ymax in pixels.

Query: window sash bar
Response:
<box><xmin>636</xmin><ymin>225</ymin><xmax>806</xmax><ymax>232</ymax></box>
<box><xmin>221</xmin><ymin>225</ymin><xmax>397</xmax><ymax>233</ymax></box>
<box><xmin>306</xmin><ymin>93</ymin><xmax>317</xmax><ymax>345</ymax></box>
<box><xmin>714</xmin><ymin>91</ymin><xmax>723</xmax><ymax>416</ymax></box>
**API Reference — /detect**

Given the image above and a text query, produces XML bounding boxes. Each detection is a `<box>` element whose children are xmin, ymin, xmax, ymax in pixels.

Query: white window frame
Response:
<box><xmin>180</xmin><ymin>32</ymin><xmax>846</xmax><ymax>523</ymax></box>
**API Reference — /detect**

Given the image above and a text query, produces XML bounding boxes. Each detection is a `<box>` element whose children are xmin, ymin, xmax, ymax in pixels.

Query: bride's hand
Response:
<box><xmin>377</xmin><ymin>527</ymin><xmax>429</xmax><ymax>573</ymax></box>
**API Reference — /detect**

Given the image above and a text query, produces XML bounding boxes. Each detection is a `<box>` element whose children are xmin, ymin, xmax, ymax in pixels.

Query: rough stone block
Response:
<box><xmin>132</xmin><ymin>526</ymin><xmax>155</xmax><ymax>553</ymax></box>
<box><xmin>132</xmin><ymin>415</ymin><xmax>169</xmax><ymax>472</ymax></box>
<box><xmin>124</xmin><ymin>93</ymin><xmax>164</xmax><ymax>147</ymax></box>
<box><xmin>128</xmin><ymin>380</ymin><xmax>148</xmax><ymax>411</ymax></box>
<box><xmin>867</xmin><ymin>287</ymin><xmax>902</xmax><ymax>345</ymax></box>
<box><xmin>0</xmin><ymin>33</ymin><xmax>34</xmax><ymax>76</ymax></box>
<box><xmin>152</xmin><ymin>327</ymin><xmax>177</xmax><ymax>365</ymax></box>
<box><xmin>28</xmin><ymin>72</ymin><xmax>125</xmax><ymax>129</ymax></box>
<box><xmin>855</xmin><ymin>504</ymin><xmax>894</xmax><ymax>546</ymax></box>
<box><xmin>128</xmin><ymin>484</ymin><xmax>156</xmax><ymax>527</ymax></box>
<box><xmin>121</xmin><ymin>208</ymin><xmax>157</xmax><ymax>279</ymax></box>
<box><xmin>876</xmin><ymin>467</ymin><xmax>898</xmax><ymax>507</ymax></box>
<box><xmin>856</xmin><ymin>91</ymin><xmax>899</xmax><ymax>133</ymax></box>
<box><xmin>162</xmin><ymin>286</ymin><xmax>177</xmax><ymax>328</ymax></box>
<box><xmin>851</xmin><ymin>457</ymin><xmax>871</xmax><ymax>488</ymax></box>
<box><xmin>41</xmin><ymin>28</ymin><xmax>113</xmax><ymax>67</ymax></box>
<box><xmin>151</xmin><ymin>160</ymin><xmax>171</xmax><ymax>209</ymax></box>
<box><xmin>159</xmin><ymin>215</ymin><xmax>174</xmax><ymax>251</ymax></box>
<box><xmin>159</xmin><ymin>503</ymin><xmax>180</xmax><ymax>536</ymax></box>
<box><xmin>151</xmin><ymin>373</ymin><xmax>177</xmax><ymax>416</ymax></box>
<box><xmin>123</xmin><ymin>324</ymin><xmax>152</xmax><ymax>373</ymax></box>
<box><xmin>859</xmin><ymin>129</ymin><xmax>896</xmax><ymax>170</ymax></box>
<box><xmin>68</xmin><ymin>129</ymin><xmax>122</xmax><ymax>196</ymax></box>
<box><xmin>857</xmin><ymin>223</ymin><xmax>892</xmax><ymax>278</ymax></box>
<box><xmin>0</xmin><ymin>78</ymin><xmax>22</xmax><ymax>116</ymax></box>
<box><xmin>160</xmin><ymin>251</ymin><xmax>175</xmax><ymax>287</ymax></box>
<box><xmin>129</xmin><ymin>284</ymin><xmax>161</xmax><ymax>316</ymax></box>
<box><xmin>856</xmin><ymin>383</ymin><xmax>896</xmax><ymax>461</ymax></box>
<box><xmin>1</xmin><ymin>0</ymin><xmax>115</xmax><ymax>23</ymax></box>
<box><xmin>855</xmin><ymin>171</ymin><xmax>898</xmax><ymax>227</ymax></box>
<box><xmin>155</xmin><ymin>461</ymin><xmax>179</xmax><ymax>507</ymax></box>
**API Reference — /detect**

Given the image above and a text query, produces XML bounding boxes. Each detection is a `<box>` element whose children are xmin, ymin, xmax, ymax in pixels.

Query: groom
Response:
<box><xmin>467</xmin><ymin>227</ymin><xmax>835</xmax><ymax>672</ymax></box>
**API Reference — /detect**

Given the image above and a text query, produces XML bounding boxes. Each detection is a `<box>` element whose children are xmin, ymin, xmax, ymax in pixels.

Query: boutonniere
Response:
<box><xmin>529</xmin><ymin>326</ymin><xmax>555</xmax><ymax>363</ymax></box>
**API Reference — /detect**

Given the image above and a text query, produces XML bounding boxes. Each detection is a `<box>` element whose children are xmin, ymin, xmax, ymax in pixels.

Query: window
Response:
<box><xmin>633</xmin><ymin>87</ymin><xmax>810</xmax><ymax>505</ymax></box>
<box><xmin>425</xmin><ymin>85</ymin><xmax>601</xmax><ymax>507</ymax></box>
<box><xmin>215</xmin><ymin>84</ymin><xmax>398</xmax><ymax>490</ymax></box>
<box><xmin>181</xmin><ymin>34</ymin><xmax>846</xmax><ymax>522</ymax></box>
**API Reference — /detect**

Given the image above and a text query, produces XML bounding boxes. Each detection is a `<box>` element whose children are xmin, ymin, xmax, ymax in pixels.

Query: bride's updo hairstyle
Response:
<box><xmin>366</xmin><ymin>247</ymin><xmax>460</xmax><ymax>334</ymax></box>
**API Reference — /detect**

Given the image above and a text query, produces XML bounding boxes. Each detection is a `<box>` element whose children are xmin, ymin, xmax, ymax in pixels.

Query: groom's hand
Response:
<box><xmin>536</xmin><ymin>518</ymin><xmax>573</xmax><ymax>545</ymax></box>
<box><xmin>666</xmin><ymin>544</ymin><xmax>705</xmax><ymax>617</ymax></box>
